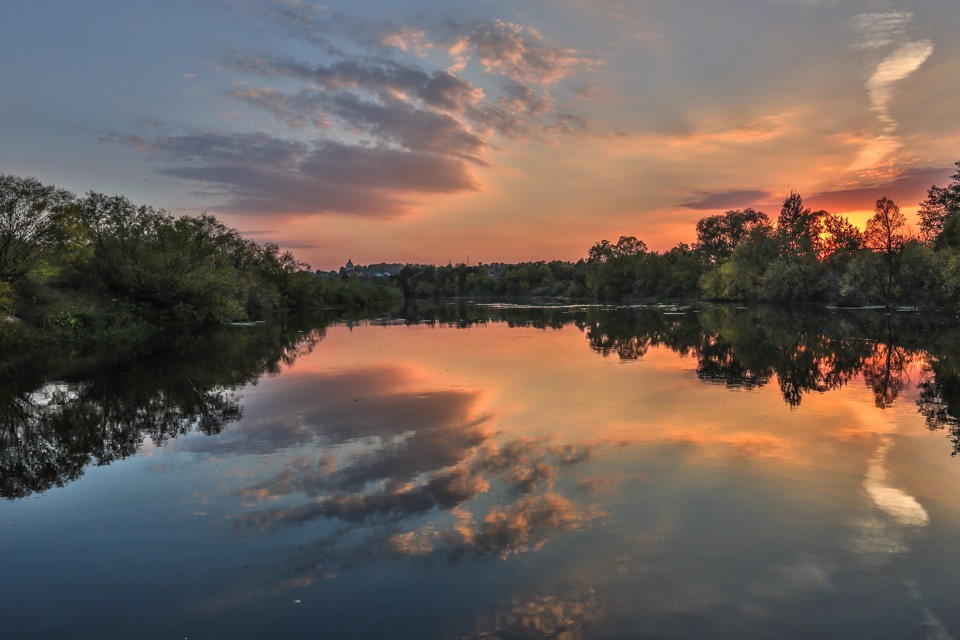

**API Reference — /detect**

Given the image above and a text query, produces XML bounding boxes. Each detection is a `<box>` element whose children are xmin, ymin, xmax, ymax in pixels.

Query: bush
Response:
<box><xmin>0</xmin><ymin>281</ymin><xmax>13</xmax><ymax>316</ymax></box>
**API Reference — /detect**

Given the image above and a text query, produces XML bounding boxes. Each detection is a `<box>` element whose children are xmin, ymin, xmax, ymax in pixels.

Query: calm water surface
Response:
<box><xmin>3</xmin><ymin>304</ymin><xmax>960</xmax><ymax>639</ymax></box>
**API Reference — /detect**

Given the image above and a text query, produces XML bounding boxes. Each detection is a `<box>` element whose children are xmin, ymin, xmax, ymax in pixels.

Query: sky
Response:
<box><xmin>2</xmin><ymin>0</ymin><xmax>959</xmax><ymax>270</ymax></box>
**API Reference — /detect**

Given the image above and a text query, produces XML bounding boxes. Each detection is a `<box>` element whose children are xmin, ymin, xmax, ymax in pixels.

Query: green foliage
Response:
<box><xmin>919</xmin><ymin>161</ymin><xmax>960</xmax><ymax>242</ymax></box>
<box><xmin>776</xmin><ymin>192</ymin><xmax>823</xmax><ymax>259</ymax></box>
<box><xmin>0</xmin><ymin>281</ymin><xmax>12</xmax><ymax>317</ymax></box>
<box><xmin>702</xmin><ymin>227</ymin><xmax>779</xmax><ymax>300</ymax></box>
<box><xmin>391</xmin><ymin>261</ymin><xmax>588</xmax><ymax>299</ymax></box>
<box><xmin>933</xmin><ymin>249</ymin><xmax>960</xmax><ymax>307</ymax></box>
<box><xmin>586</xmin><ymin>236</ymin><xmax>648</xmax><ymax>299</ymax></box>
<box><xmin>897</xmin><ymin>240</ymin><xmax>942</xmax><ymax>308</ymax></box>
<box><xmin>694</xmin><ymin>208</ymin><xmax>770</xmax><ymax>265</ymax></box>
<box><xmin>839</xmin><ymin>250</ymin><xmax>884</xmax><ymax>305</ymax></box>
<box><xmin>0</xmin><ymin>175</ymin><xmax>400</xmax><ymax>340</ymax></box>
<box><xmin>658</xmin><ymin>244</ymin><xmax>703</xmax><ymax>298</ymax></box>
<box><xmin>934</xmin><ymin>211</ymin><xmax>960</xmax><ymax>251</ymax></box>
<box><xmin>76</xmin><ymin>194</ymin><xmax>253</xmax><ymax>324</ymax></box>
<box><xmin>0</xmin><ymin>175</ymin><xmax>75</xmax><ymax>284</ymax></box>
<box><xmin>690</xmin><ymin>188</ymin><xmax>960</xmax><ymax>308</ymax></box>
<box><xmin>761</xmin><ymin>257</ymin><xmax>825</xmax><ymax>302</ymax></box>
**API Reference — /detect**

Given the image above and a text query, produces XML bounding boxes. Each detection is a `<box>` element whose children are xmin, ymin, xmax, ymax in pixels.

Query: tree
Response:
<box><xmin>659</xmin><ymin>243</ymin><xmax>703</xmax><ymax>298</ymax></box>
<box><xmin>701</xmin><ymin>226</ymin><xmax>779</xmax><ymax>300</ymax></box>
<box><xmin>586</xmin><ymin>236</ymin><xmax>648</xmax><ymax>299</ymax></box>
<box><xmin>588</xmin><ymin>236</ymin><xmax>648</xmax><ymax>262</ymax></box>
<box><xmin>0</xmin><ymin>175</ymin><xmax>76</xmax><ymax>283</ymax></box>
<box><xmin>819</xmin><ymin>213</ymin><xmax>866</xmax><ymax>302</ymax></box>
<box><xmin>694</xmin><ymin>208</ymin><xmax>770</xmax><ymax>265</ymax></box>
<box><xmin>863</xmin><ymin>197</ymin><xmax>909</xmax><ymax>305</ymax></box>
<box><xmin>821</xmin><ymin>213</ymin><xmax>864</xmax><ymax>261</ymax></box>
<box><xmin>776</xmin><ymin>191</ymin><xmax>822</xmax><ymax>258</ymax></box>
<box><xmin>935</xmin><ymin>212</ymin><xmax>960</xmax><ymax>250</ymax></box>
<box><xmin>76</xmin><ymin>193</ymin><xmax>250</xmax><ymax>323</ymax></box>
<box><xmin>918</xmin><ymin>161</ymin><xmax>960</xmax><ymax>243</ymax></box>
<box><xmin>865</xmin><ymin>197</ymin><xmax>908</xmax><ymax>256</ymax></box>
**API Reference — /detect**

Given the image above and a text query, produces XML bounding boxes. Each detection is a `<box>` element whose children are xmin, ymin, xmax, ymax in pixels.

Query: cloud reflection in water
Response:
<box><xmin>192</xmin><ymin>364</ymin><xmax>604</xmax><ymax>613</ymax></box>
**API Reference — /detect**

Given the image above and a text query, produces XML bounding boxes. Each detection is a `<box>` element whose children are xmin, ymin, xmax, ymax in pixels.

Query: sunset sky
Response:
<box><xmin>2</xmin><ymin>0</ymin><xmax>959</xmax><ymax>270</ymax></box>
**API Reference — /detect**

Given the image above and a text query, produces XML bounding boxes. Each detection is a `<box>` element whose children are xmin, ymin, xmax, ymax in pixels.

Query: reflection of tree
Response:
<box><xmin>916</xmin><ymin>334</ymin><xmax>960</xmax><ymax>456</ymax></box>
<box><xmin>579</xmin><ymin>307</ymin><xmax>701</xmax><ymax>362</ymax></box>
<box><xmin>580</xmin><ymin>305</ymin><xmax>877</xmax><ymax>406</ymax></box>
<box><xmin>398</xmin><ymin>304</ymin><xmax>960</xmax><ymax>458</ymax></box>
<box><xmin>917</xmin><ymin>374</ymin><xmax>960</xmax><ymax>456</ymax></box>
<box><xmin>862</xmin><ymin>343</ymin><xmax>915</xmax><ymax>409</ymax></box>
<box><xmin>397</xmin><ymin>299</ymin><xmax>578</xmax><ymax>330</ymax></box>
<box><xmin>0</xmin><ymin>319</ymin><xmax>326</xmax><ymax>499</ymax></box>
<box><xmin>586</xmin><ymin>327</ymin><xmax>651</xmax><ymax>360</ymax></box>
<box><xmin>696</xmin><ymin>333</ymin><xmax>771</xmax><ymax>390</ymax></box>
<box><xmin>773</xmin><ymin>334</ymin><xmax>869</xmax><ymax>408</ymax></box>
<box><xmin>576</xmin><ymin>304</ymin><xmax>960</xmax><ymax>458</ymax></box>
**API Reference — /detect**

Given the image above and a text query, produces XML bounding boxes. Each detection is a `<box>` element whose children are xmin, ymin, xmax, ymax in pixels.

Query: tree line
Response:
<box><xmin>389</xmin><ymin>161</ymin><xmax>960</xmax><ymax>307</ymax></box>
<box><xmin>5</xmin><ymin>161</ymin><xmax>960</xmax><ymax>338</ymax></box>
<box><xmin>0</xmin><ymin>175</ymin><xmax>401</xmax><ymax>340</ymax></box>
<box><xmin>586</xmin><ymin>161</ymin><xmax>960</xmax><ymax>306</ymax></box>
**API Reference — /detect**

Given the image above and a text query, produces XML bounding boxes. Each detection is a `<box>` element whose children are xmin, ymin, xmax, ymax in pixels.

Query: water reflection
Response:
<box><xmin>4</xmin><ymin>304</ymin><xmax>960</xmax><ymax>502</ymax></box>
<box><xmin>5</xmin><ymin>304</ymin><xmax>960</xmax><ymax>639</ymax></box>
<box><xmin>440</xmin><ymin>589</ymin><xmax>601</xmax><ymax>640</ymax></box>
<box><xmin>916</xmin><ymin>337</ymin><xmax>960</xmax><ymax>456</ymax></box>
<box><xmin>0</xmin><ymin>320</ymin><xmax>323</xmax><ymax>498</ymax></box>
<box><xmin>197</xmin><ymin>364</ymin><xmax>602</xmax><ymax>605</ymax></box>
<box><xmin>580</xmin><ymin>306</ymin><xmax>884</xmax><ymax>407</ymax></box>
<box><xmin>164</xmin><ymin>357</ymin><xmax>608</xmax><ymax>618</ymax></box>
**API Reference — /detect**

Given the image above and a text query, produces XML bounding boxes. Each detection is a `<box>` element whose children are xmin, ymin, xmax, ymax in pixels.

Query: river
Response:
<box><xmin>2</xmin><ymin>303</ymin><xmax>960</xmax><ymax>639</ymax></box>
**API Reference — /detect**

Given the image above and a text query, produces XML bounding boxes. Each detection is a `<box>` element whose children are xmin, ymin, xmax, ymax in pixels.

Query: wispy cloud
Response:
<box><xmin>852</xmin><ymin>12</ymin><xmax>917</xmax><ymax>51</ymax></box>
<box><xmin>850</xmin><ymin>12</ymin><xmax>934</xmax><ymax>179</ymax></box>
<box><xmin>865</xmin><ymin>41</ymin><xmax>935</xmax><ymax>130</ymax></box>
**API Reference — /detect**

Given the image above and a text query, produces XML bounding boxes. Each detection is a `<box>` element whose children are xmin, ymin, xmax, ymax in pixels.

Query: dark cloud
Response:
<box><xmin>243</xmin><ymin>465</ymin><xmax>491</xmax><ymax>528</ymax></box>
<box><xmin>681</xmin><ymin>189</ymin><xmax>774</xmax><ymax>211</ymax></box>
<box><xmin>678</xmin><ymin>167</ymin><xmax>955</xmax><ymax>215</ymax></box>
<box><xmin>298</xmin><ymin>141</ymin><xmax>477</xmax><ymax>192</ymax></box>
<box><xmin>457</xmin><ymin>79</ymin><xmax>589</xmax><ymax>141</ymax></box>
<box><xmin>807</xmin><ymin>167</ymin><xmax>953</xmax><ymax>212</ymax></box>
<box><xmin>223</xmin><ymin>54</ymin><xmax>484</xmax><ymax>114</ymax></box>
<box><xmin>106</xmin><ymin>13</ymin><xmax>592</xmax><ymax>218</ymax></box>
<box><xmin>107</xmin><ymin>132</ymin><xmax>478</xmax><ymax>216</ymax></box>
<box><xmin>317</xmin><ymin>92</ymin><xmax>487</xmax><ymax>158</ymax></box>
